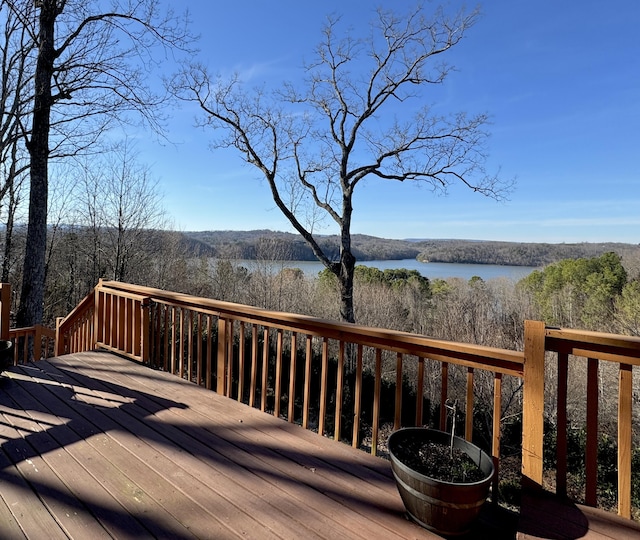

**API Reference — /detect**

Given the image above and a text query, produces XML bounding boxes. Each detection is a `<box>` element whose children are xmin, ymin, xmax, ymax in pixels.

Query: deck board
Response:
<box><xmin>0</xmin><ymin>352</ymin><xmax>442</xmax><ymax>539</ymax></box>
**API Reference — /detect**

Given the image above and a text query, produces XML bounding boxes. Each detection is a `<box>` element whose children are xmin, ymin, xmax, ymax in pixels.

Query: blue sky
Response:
<box><xmin>145</xmin><ymin>1</ymin><xmax>640</xmax><ymax>243</ymax></box>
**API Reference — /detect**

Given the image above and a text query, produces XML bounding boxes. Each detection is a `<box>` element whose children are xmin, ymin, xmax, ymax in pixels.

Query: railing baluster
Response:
<box><xmin>556</xmin><ymin>352</ymin><xmax>569</xmax><ymax>497</ymax></box>
<box><xmin>187</xmin><ymin>310</ymin><xmax>193</xmax><ymax>381</ymax></box>
<box><xmin>238</xmin><ymin>322</ymin><xmax>245</xmax><ymax>401</ymax></box>
<box><xmin>274</xmin><ymin>329</ymin><xmax>283</xmax><ymax>418</ymax></box>
<box><xmin>334</xmin><ymin>341</ymin><xmax>345</xmax><ymax>441</ymax></box>
<box><xmin>226</xmin><ymin>319</ymin><xmax>234</xmax><ymax>397</ymax></box>
<box><xmin>179</xmin><ymin>308</ymin><xmax>185</xmax><ymax>379</ymax></box>
<box><xmin>206</xmin><ymin>314</ymin><xmax>213</xmax><ymax>390</ymax></box>
<box><xmin>216</xmin><ymin>317</ymin><xmax>227</xmax><ymax>394</ymax></box>
<box><xmin>371</xmin><ymin>348</ymin><xmax>382</xmax><ymax>455</ymax></box>
<box><xmin>162</xmin><ymin>304</ymin><xmax>168</xmax><ymax>371</ymax></box>
<box><xmin>170</xmin><ymin>306</ymin><xmax>177</xmax><ymax>374</ymax></box>
<box><xmin>318</xmin><ymin>337</ymin><xmax>329</xmax><ymax>436</ymax></box>
<box><xmin>416</xmin><ymin>357</ymin><xmax>425</xmax><ymax>426</ymax></box>
<box><xmin>492</xmin><ymin>372</ymin><xmax>502</xmax><ymax>504</ymax></box>
<box><xmin>302</xmin><ymin>335</ymin><xmax>312</xmax><ymax>429</ymax></box>
<box><xmin>196</xmin><ymin>312</ymin><xmax>203</xmax><ymax>385</ymax></box>
<box><xmin>585</xmin><ymin>357</ymin><xmax>599</xmax><ymax>506</ymax></box>
<box><xmin>261</xmin><ymin>327</ymin><xmax>269</xmax><ymax>412</ymax></box>
<box><xmin>465</xmin><ymin>367</ymin><xmax>474</xmax><ymax>441</ymax></box>
<box><xmin>352</xmin><ymin>344</ymin><xmax>363</xmax><ymax>449</ymax></box>
<box><xmin>618</xmin><ymin>363</ymin><xmax>632</xmax><ymax>518</ymax></box>
<box><xmin>118</xmin><ymin>295</ymin><xmax>125</xmax><ymax>351</ymax></box>
<box><xmin>288</xmin><ymin>332</ymin><xmax>297</xmax><ymax>423</ymax></box>
<box><xmin>249</xmin><ymin>324</ymin><xmax>258</xmax><ymax>407</ymax></box>
<box><xmin>440</xmin><ymin>362</ymin><xmax>449</xmax><ymax>431</ymax></box>
<box><xmin>394</xmin><ymin>353</ymin><xmax>403</xmax><ymax>431</ymax></box>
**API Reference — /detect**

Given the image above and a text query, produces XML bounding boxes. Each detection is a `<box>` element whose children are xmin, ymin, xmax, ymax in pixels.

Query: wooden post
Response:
<box><xmin>522</xmin><ymin>320</ymin><xmax>546</xmax><ymax>490</ymax></box>
<box><xmin>55</xmin><ymin>317</ymin><xmax>64</xmax><ymax>356</ymax></box>
<box><xmin>0</xmin><ymin>283</ymin><xmax>10</xmax><ymax>341</ymax></box>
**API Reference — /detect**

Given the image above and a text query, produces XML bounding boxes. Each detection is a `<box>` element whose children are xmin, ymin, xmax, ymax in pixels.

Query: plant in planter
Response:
<box><xmin>388</xmin><ymin>400</ymin><xmax>494</xmax><ymax>536</ymax></box>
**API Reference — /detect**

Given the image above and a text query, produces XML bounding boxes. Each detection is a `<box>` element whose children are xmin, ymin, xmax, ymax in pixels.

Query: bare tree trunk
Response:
<box><xmin>338</xmin><ymin>247</ymin><xmax>356</xmax><ymax>324</ymax></box>
<box><xmin>1</xmin><ymin>181</ymin><xmax>19</xmax><ymax>283</ymax></box>
<box><xmin>17</xmin><ymin>1</ymin><xmax>56</xmax><ymax>327</ymax></box>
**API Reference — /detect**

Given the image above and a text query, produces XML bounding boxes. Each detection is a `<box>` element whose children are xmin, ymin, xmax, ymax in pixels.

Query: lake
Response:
<box><xmin>228</xmin><ymin>259</ymin><xmax>538</xmax><ymax>281</ymax></box>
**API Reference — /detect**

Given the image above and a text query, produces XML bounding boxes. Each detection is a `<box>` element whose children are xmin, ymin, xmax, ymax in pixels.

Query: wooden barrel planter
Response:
<box><xmin>0</xmin><ymin>340</ymin><xmax>13</xmax><ymax>373</ymax></box>
<box><xmin>388</xmin><ymin>427</ymin><xmax>494</xmax><ymax>536</ymax></box>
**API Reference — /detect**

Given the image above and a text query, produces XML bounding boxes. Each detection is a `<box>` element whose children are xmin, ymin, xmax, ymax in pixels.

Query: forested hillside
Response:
<box><xmin>185</xmin><ymin>230</ymin><xmax>639</xmax><ymax>267</ymax></box>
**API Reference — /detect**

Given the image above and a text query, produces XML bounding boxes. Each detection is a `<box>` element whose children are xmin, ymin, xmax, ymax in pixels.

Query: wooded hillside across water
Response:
<box><xmin>185</xmin><ymin>230</ymin><xmax>639</xmax><ymax>268</ymax></box>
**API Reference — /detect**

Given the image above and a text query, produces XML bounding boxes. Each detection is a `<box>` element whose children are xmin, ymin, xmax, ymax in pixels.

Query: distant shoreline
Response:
<box><xmin>185</xmin><ymin>230</ymin><xmax>639</xmax><ymax>268</ymax></box>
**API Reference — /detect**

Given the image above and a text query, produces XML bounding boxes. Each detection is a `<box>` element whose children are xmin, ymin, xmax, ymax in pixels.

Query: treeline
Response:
<box><xmin>186</xmin><ymin>230</ymin><xmax>640</xmax><ymax>268</ymax></box>
<box><xmin>417</xmin><ymin>239</ymin><xmax>640</xmax><ymax>267</ymax></box>
<box><xmin>185</xmin><ymin>230</ymin><xmax>423</xmax><ymax>261</ymax></box>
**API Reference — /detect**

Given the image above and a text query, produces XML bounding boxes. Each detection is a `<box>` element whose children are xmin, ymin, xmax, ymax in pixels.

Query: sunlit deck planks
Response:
<box><xmin>0</xmin><ymin>351</ymin><xmax>443</xmax><ymax>539</ymax></box>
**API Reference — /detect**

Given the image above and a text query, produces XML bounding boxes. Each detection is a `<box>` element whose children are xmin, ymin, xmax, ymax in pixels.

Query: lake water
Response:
<box><xmin>229</xmin><ymin>259</ymin><xmax>538</xmax><ymax>282</ymax></box>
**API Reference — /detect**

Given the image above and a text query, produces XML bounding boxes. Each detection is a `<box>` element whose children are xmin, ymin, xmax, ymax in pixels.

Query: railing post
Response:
<box><xmin>522</xmin><ymin>320</ymin><xmax>546</xmax><ymax>490</ymax></box>
<box><xmin>0</xmin><ymin>283</ymin><xmax>10</xmax><ymax>341</ymax></box>
<box><xmin>94</xmin><ymin>282</ymin><xmax>102</xmax><ymax>348</ymax></box>
<box><xmin>55</xmin><ymin>317</ymin><xmax>64</xmax><ymax>356</ymax></box>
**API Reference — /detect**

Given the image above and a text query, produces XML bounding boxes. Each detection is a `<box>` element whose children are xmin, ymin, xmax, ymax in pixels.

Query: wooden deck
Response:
<box><xmin>0</xmin><ymin>351</ymin><xmax>637</xmax><ymax>539</ymax></box>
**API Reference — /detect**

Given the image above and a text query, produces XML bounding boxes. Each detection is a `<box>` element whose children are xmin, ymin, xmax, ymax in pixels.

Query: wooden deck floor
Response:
<box><xmin>0</xmin><ymin>351</ymin><xmax>452</xmax><ymax>539</ymax></box>
<box><xmin>0</xmin><ymin>352</ymin><xmax>637</xmax><ymax>540</ymax></box>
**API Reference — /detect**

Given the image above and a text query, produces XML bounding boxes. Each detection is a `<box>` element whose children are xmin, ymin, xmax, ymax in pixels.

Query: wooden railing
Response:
<box><xmin>0</xmin><ymin>283</ymin><xmax>56</xmax><ymax>363</ymax></box>
<box><xmin>40</xmin><ymin>281</ymin><xmax>640</xmax><ymax>520</ymax></box>
<box><xmin>544</xmin><ymin>327</ymin><xmax>640</xmax><ymax>518</ymax></box>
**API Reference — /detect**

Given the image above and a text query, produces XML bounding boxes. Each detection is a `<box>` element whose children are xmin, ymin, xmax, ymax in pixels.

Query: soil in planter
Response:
<box><xmin>394</xmin><ymin>438</ymin><xmax>487</xmax><ymax>483</ymax></box>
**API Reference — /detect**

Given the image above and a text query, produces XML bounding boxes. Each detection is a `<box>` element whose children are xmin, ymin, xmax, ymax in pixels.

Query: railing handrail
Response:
<box><xmin>9</xmin><ymin>324</ymin><xmax>56</xmax><ymax>339</ymax></box>
<box><xmin>57</xmin><ymin>289</ymin><xmax>95</xmax><ymax>331</ymax></box>
<box><xmin>546</xmin><ymin>326</ymin><xmax>640</xmax><ymax>364</ymax></box>
<box><xmin>98</xmin><ymin>280</ymin><xmax>525</xmax><ymax>376</ymax></box>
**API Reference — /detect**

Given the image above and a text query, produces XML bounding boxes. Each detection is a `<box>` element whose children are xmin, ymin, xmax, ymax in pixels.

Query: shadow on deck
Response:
<box><xmin>0</xmin><ymin>352</ymin><xmax>637</xmax><ymax>539</ymax></box>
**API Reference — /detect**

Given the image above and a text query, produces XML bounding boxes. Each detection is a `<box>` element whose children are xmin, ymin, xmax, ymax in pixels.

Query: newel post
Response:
<box><xmin>522</xmin><ymin>320</ymin><xmax>546</xmax><ymax>490</ymax></box>
<box><xmin>55</xmin><ymin>317</ymin><xmax>64</xmax><ymax>356</ymax></box>
<box><xmin>0</xmin><ymin>283</ymin><xmax>10</xmax><ymax>341</ymax></box>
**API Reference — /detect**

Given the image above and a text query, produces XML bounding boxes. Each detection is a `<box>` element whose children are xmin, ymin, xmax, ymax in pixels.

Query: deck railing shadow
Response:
<box><xmin>2</xmin><ymin>279</ymin><xmax>639</xmax><ymax>525</ymax></box>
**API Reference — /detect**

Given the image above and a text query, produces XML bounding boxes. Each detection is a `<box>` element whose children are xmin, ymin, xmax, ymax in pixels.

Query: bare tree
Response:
<box><xmin>6</xmin><ymin>0</ymin><xmax>194</xmax><ymax>327</ymax></box>
<box><xmin>73</xmin><ymin>142</ymin><xmax>167</xmax><ymax>283</ymax></box>
<box><xmin>0</xmin><ymin>1</ymin><xmax>33</xmax><ymax>284</ymax></box>
<box><xmin>173</xmin><ymin>4</ymin><xmax>512</xmax><ymax>323</ymax></box>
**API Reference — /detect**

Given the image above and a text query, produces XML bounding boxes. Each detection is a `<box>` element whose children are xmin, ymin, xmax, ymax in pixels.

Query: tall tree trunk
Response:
<box><xmin>338</xmin><ymin>193</ymin><xmax>356</xmax><ymax>323</ymax></box>
<box><xmin>1</xmin><ymin>182</ymin><xmax>18</xmax><ymax>284</ymax></box>
<box><xmin>338</xmin><ymin>251</ymin><xmax>356</xmax><ymax>323</ymax></box>
<box><xmin>16</xmin><ymin>2</ymin><xmax>57</xmax><ymax>327</ymax></box>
